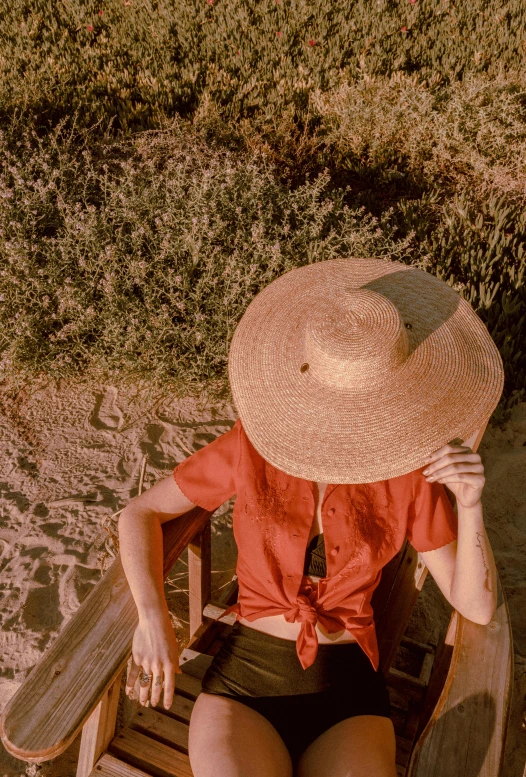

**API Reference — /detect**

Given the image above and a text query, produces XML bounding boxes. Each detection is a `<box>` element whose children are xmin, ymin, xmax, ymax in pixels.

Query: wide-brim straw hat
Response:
<box><xmin>228</xmin><ymin>257</ymin><xmax>504</xmax><ymax>484</ymax></box>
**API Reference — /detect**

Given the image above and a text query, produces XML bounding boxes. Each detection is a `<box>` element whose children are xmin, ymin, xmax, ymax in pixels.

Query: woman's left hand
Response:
<box><xmin>422</xmin><ymin>441</ymin><xmax>485</xmax><ymax>509</ymax></box>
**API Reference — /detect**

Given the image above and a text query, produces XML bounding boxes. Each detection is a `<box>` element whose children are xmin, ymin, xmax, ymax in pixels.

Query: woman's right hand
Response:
<box><xmin>125</xmin><ymin>609</ymin><xmax>183</xmax><ymax>710</ymax></box>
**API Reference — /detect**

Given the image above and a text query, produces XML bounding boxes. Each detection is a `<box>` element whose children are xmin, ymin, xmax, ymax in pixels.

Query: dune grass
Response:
<box><xmin>0</xmin><ymin>2</ymin><xmax>525</xmax><ymax>422</ymax></box>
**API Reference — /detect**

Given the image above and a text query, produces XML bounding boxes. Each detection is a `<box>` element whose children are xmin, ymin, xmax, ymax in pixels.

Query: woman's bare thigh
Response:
<box><xmin>296</xmin><ymin>714</ymin><xmax>397</xmax><ymax>777</ymax></box>
<box><xmin>189</xmin><ymin>692</ymin><xmax>294</xmax><ymax>777</ymax></box>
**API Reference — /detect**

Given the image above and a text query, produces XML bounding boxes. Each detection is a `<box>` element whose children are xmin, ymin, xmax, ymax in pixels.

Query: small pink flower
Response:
<box><xmin>99</xmin><ymin>9</ymin><xmax>103</xmax><ymax>15</ymax></box>
<box><xmin>86</xmin><ymin>23</ymin><xmax>94</xmax><ymax>31</ymax></box>
<box><xmin>207</xmin><ymin>0</ymin><xmax>214</xmax><ymax>4</ymax></box>
<box><xmin>401</xmin><ymin>26</ymin><xmax>408</xmax><ymax>32</ymax></box>
<box><xmin>409</xmin><ymin>0</ymin><xmax>417</xmax><ymax>4</ymax></box>
<box><xmin>308</xmin><ymin>39</ymin><xmax>317</xmax><ymax>46</ymax></box>
<box><xmin>276</xmin><ymin>30</ymin><xmax>282</xmax><ymax>37</ymax></box>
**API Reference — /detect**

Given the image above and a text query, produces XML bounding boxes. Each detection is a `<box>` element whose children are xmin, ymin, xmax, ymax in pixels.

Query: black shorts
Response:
<box><xmin>200</xmin><ymin>621</ymin><xmax>392</xmax><ymax>768</ymax></box>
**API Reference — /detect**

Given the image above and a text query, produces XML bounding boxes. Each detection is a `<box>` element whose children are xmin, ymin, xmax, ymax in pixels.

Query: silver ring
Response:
<box><xmin>139</xmin><ymin>672</ymin><xmax>152</xmax><ymax>684</ymax></box>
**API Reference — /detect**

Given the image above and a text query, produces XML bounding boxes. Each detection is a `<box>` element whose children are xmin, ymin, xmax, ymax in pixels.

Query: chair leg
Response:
<box><xmin>76</xmin><ymin>668</ymin><xmax>123</xmax><ymax>777</ymax></box>
<box><xmin>188</xmin><ymin>519</ymin><xmax>212</xmax><ymax>641</ymax></box>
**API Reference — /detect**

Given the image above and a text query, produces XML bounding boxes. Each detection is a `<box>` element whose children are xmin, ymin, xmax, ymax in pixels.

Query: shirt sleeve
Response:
<box><xmin>172</xmin><ymin>419</ymin><xmax>241</xmax><ymax>512</ymax></box>
<box><xmin>406</xmin><ymin>468</ymin><xmax>458</xmax><ymax>552</ymax></box>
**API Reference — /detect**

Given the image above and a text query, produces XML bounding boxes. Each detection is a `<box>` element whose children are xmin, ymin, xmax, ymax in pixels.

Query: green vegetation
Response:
<box><xmin>0</xmin><ymin>0</ymin><xmax>525</xmax><ymax>421</ymax></box>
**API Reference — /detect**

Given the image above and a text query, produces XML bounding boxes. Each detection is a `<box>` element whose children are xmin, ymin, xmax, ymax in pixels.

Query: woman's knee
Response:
<box><xmin>296</xmin><ymin>714</ymin><xmax>397</xmax><ymax>777</ymax></box>
<box><xmin>189</xmin><ymin>692</ymin><xmax>293</xmax><ymax>777</ymax></box>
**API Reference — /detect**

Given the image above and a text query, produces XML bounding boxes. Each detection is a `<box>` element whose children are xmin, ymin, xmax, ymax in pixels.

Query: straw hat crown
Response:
<box><xmin>304</xmin><ymin>289</ymin><xmax>410</xmax><ymax>390</ymax></box>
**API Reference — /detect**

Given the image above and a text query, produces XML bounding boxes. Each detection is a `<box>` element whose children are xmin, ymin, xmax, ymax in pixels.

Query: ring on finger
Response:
<box><xmin>139</xmin><ymin>672</ymin><xmax>152</xmax><ymax>684</ymax></box>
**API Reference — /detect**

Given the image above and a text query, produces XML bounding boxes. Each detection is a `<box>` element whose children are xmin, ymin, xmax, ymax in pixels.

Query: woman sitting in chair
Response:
<box><xmin>118</xmin><ymin>257</ymin><xmax>502</xmax><ymax>777</ymax></box>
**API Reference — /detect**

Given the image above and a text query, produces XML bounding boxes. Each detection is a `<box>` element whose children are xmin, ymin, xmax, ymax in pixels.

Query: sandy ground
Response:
<box><xmin>0</xmin><ymin>374</ymin><xmax>524</xmax><ymax>777</ymax></box>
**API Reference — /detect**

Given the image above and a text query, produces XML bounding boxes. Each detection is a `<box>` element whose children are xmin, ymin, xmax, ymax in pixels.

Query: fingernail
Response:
<box><xmin>422</xmin><ymin>468</ymin><xmax>429</xmax><ymax>475</ymax></box>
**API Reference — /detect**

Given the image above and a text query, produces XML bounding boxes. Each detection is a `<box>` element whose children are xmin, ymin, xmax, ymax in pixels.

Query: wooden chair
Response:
<box><xmin>0</xmin><ymin>422</ymin><xmax>513</xmax><ymax>777</ymax></box>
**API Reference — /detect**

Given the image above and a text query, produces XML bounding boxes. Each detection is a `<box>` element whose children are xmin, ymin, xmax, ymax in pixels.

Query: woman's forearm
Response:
<box><xmin>118</xmin><ymin>506</ymin><xmax>170</xmax><ymax>622</ymax></box>
<box><xmin>450</xmin><ymin>500</ymin><xmax>498</xmax><ymax>624</ymax></box>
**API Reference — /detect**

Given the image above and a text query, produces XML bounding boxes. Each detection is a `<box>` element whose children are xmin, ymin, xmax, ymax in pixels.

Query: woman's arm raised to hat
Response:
<box><xmin>421</xmin><ymin>443</ymin><xmax>498</xmax><ymax>625</ymax></box>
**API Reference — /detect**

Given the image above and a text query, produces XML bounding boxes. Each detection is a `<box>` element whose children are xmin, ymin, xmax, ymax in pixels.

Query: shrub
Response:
<box><xmin>0</xmin><ymin>117</ymin><xmax>420</xmax><ymax>403</ymax></box>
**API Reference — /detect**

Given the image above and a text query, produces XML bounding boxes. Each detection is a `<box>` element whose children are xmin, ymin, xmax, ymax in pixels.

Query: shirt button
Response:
<box><xmin>327</xmin><ymin>508</ymin><xmax>335</xmax><ymax>516</ymax></box>
<box><xmin>330</xmin><ymin>546</ymin><xmax>339</xmax><ymax>556</ymax></box>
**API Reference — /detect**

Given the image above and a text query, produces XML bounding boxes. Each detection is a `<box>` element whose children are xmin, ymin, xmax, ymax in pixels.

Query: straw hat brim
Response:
<box><xmin>228</xmin><ymin>258</ymin><xmax>504</xmax><ymax>484</ymax></box>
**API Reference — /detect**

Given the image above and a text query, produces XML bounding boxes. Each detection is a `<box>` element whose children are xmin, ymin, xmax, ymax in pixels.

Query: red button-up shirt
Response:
<box><xmin>173</xmin><ymin>418</ymin><xmax>458</xmax><ymax>673</ymax></box>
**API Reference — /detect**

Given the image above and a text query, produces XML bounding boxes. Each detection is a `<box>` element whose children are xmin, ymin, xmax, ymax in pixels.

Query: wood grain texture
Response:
<box><xmin>129</xmin><ymin>707</ymin><xmax>190</xmax><ymax>753</ymax></box>
<box><xmin>77</xmin><ymin>669</ymin><xmax>124</xmax><ymax>777</ymax></box>
<box><xmin>109</xmin><ymin>728</ymin><xmax>193</xmax><ymax>777</ymax></box>
<box><xmin>407</xmin><ymin>570</ymin><xmax>513</xmax><ymax>777</ymax></box>
<box><xmin>407</xmin><ymin>422</ymin><xmax>514</xmax><ymax>777</ymax></box>
<box><xmin>88</xmin><ymin>752</ymin><xmax>154</xmax><ymax>777</ymax></box>
<box><xmin>170</xmin><ymin>671</ymin><xmax>203</xmax><ymax>702</ymax></box>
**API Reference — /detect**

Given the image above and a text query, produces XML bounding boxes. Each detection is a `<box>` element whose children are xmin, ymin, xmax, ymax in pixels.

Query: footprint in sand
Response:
<box><xmin>89</xmin><ymin>387</ymin><xmax>124</xmax><ymax>431</ymax></box>
<box><xmin>139</xmin><ymin>423</ymin><xmax>177</xmax><ymax>471</ymax></box>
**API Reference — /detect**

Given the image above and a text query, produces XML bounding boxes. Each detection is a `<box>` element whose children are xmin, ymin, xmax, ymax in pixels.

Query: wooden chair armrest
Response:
<box><xmin>0</xmin><ymin>505</ymin><xmax>213</xmax><ymax>763</ymax></box>
<box><xmin>408</xmin><ymin>567</ymin><xmax>514</xmax><ymax>777</ymax></box>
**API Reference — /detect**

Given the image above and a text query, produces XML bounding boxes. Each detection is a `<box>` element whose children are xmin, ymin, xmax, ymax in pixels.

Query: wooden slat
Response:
<box><xmin>390</xmin><ymin>706</ymin><xmax>408</xmax><ymax>737</ymax></box>
<box><xmin>414</xmin><ymin>609</ymin><xmax>458</xmax><ymax>741</ymax></box>
<box><xmin>179</xmin><ymin>652</ymin><xmax>213</xmax><ymax>681</ymax></box>
<box><xmin>400</xmin><ymin>636</ymin><xmax>435</xmax><ymax>655</ymax></box>
<box><xmin>403</xmin><ymin>704</ymin><xmax>422</xmax><ymax>743</ymax></box>
<box><xmin>188</xmin><ymin>520</ymin><xmax>211</xmax><ymax>640</ymax></box>
<box><xmin>162</xmin><ymin>690</ymin><xmax>194</xmax><ymax>726</ymax></box>
<box><xmin>179</xmin><ymin>648</ymin><xmax>203</xmax><ymax>664</ymax></box>
<box><xmin>395</xmin><ymin>734</ymin><xmax>413</xmax><ymax>768</ymax></box>
<box><xmin>130</xmin><ymin>708</ymin><xmax>189</xmax><ymax>753</ymax></box>
<box><xmin>418</xmin><ymin>652</ymin><xmax>435</xmax><ymax>685</ymax></box>
<box><xmin>172</xmin><ymin>672</ymin><xmax>203</xmax><ymax>702</ymax></box>
<box><xmin>109</xmin><ymin>728</ymin><xmax>193</xmax><ymax>777</ymax></box>
<box><xmin>408</xmin><ymin>571</ymin><xmax>513</xmax><ymax>777</ymax></box>
<box><xmin>182</xmin><ymin>617</ymin><xmax>224</xmax><ymax>658</ymax></box>
<box><xmin>89</xmin><ymin>752</ymin><xmax>153</xmax><ymax>777</ymax></box>
<box><xmin>387</xmin><ymin>668</ymin><xmax>426</xmax><ymax>701</ymax></box>
<box><xmin>187</xmin><ymin>580</ymin><xmax>240</xmax><ymax>656</ymax></box>
<box><xmin>202</xmin><ymin>601</ymin><xmax>237</xmax><ymax>625</ymax></box>
<box><xmin>0</xmin><ymin>506</ymin><xmax>213</xmax><ymax>762</ymax></box>
<box><xmin>388</xmin><ymin>685</ymin><xmax>412</xmax><ymax>713</ymax></box>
